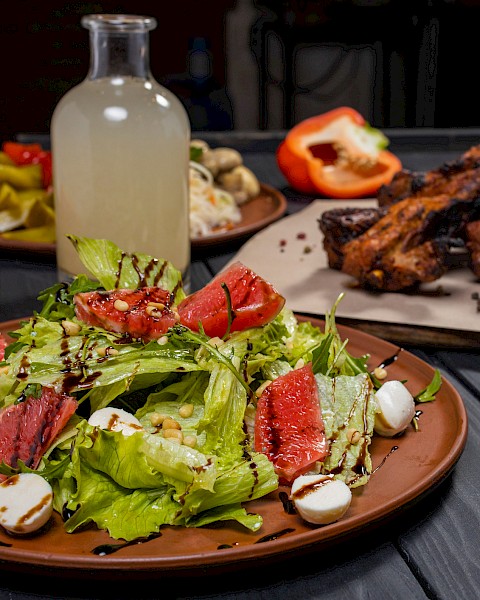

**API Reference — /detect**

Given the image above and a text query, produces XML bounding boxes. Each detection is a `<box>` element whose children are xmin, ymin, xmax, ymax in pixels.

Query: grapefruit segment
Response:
<box><xmin>254</xmin><ymin>363</ymin><xmax>328</xmax><ymax>483</ymax></box>
<box><xmin>178</xmin><ymin>262</ymin><xmax>285</xmax><ymax>338</ymax></box>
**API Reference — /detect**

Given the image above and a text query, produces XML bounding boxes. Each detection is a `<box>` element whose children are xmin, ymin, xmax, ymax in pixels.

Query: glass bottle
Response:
<box><xmin>51</xmin><ymin>14</ymin><xmax>191</xmax><ymax>284</ymax></box>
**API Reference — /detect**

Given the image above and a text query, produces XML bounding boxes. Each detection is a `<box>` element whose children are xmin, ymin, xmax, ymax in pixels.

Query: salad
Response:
<box><xmin>0</xmin><ymin>236</ymin><xmax>440</xmax><ymax>541</ymax></box>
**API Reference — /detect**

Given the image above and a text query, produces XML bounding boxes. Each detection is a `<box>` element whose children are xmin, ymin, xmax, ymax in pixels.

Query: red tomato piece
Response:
<box><xmin>254</xmin><ymin>363</ymin><xmax>328</xmax><ymax>483</ymax></box>
<box><xmin>177</xmin><ymin>262</ymin><xmax>285</xmax><ymax>338</ymax></box>
<box><xmin>74</xmin><ymin>287</ymin><xmax>179</xmax><ymax>342</ymax></box>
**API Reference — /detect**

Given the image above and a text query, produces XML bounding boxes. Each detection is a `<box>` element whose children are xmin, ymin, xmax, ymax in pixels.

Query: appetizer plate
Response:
<box><xmin>0</xmin><ymin>237</ymin><xmax>55</xmax><ymax>257</ymax></box>
<box><xmin>0</xmin><ymin>184</ymin><xmax>287</xmax><ymax>256</ymax></box>
<box><xmin>0</xmin><ymin>316</ymin><xmax>467</xmax><ymax>579</ymax></box>
<box><xmin>191</xmin><ymin>183</ymin><xmax>287</xmax><ymax>248</ymax></box>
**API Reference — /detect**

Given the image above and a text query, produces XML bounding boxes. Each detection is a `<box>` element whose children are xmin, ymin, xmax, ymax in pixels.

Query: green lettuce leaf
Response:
<box><xmin>67</xmin><ymin>235</ymin><xmax>185</xmax><ymax>301</ymax></box>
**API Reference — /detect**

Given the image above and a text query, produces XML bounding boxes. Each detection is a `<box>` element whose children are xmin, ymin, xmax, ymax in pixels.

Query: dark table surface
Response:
<box><xmin>1</xmin><ymin>128</ymin><xmax>480</xmax><ymax>599</ymax></box>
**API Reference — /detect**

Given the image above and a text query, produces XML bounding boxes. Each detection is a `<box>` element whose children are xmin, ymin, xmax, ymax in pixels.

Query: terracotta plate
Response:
<box><xmin>0</xmin><ymin>237</ymin><xmax>55</xmax><ymax>257</ymax></box>
<box><xmin>0</xmin><ymin>316</ymin><xmax>467</xmax><ymax>578</ymax></box>
<box><xmin>0</xmin><ymin>183</ymin><xmax>287</xmax><ymax>256</ymax></box>
<box><xmin>191</xmin><ymin>183</ymin><xmax>288</xmax><ymax>248</ymax></box>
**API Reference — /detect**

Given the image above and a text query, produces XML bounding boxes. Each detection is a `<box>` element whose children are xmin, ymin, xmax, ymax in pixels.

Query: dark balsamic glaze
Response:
<box><xmin>153</xmin><ymin>261</ymin><xmax>168</xmax><ymax>286</ymax></box>
<box><xmin>114</xmin><ymin>252</ymin><xmax>127</xmax><ymax>289</ymax></box>
<box><xmin>255</xmin><ymin>528</ymin><xmax>295</xmax><ymax>543</ymax></box>
<box><xmin>91</xmin><ymin>532</ymin><xmax>161</xmax><ymax>556</ymax></box>
<box><xmin>376</xmin><ymin>348</ymin><xmax>403</xmax><ymax>369</ymax></box>
<box><xmin>16</xmin><ymin>355</ymin><xmax>31</xmax><ymax>380</ymax></box>
<box><xmin>291</xmin><ymin>477</ymin><xmax>334</xmax><ymax>500</ymax></box>
<box><xmin>372</xmin><ymin>446</ymin><xmax>399</xmax><ymax>475</ymax></box>
<box><xmin>62</xmin><ymin>504</ymin><xmax>77</xmax><ymax>521</ymax></box>
<box><xmin>143</xmin><ymin>258</ymin><xmax>159</xmax><ymax>285</ymax></box>
<box><xmin>278</xmin><ymin>490</ymin><xmax>296</xmax><ymax>515</ymax></box>
<box><xmin>0</xmin><ymin>540</ymin><xmax>12</xmax><ymax>547</ymax></box>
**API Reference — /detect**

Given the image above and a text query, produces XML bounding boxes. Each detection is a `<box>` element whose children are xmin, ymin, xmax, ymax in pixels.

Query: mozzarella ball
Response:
<box><xmin>0</xmin><ymin>473</ymin><xmax>53</xmax><ymax>534</ymax></box>
<box><xmin>88</xmin><ymin>407</ymin><xmax>143</xmax><ymax>436</ymax></box>
<box><xmin>374</xmin><ymin>380</ymin><xmax>416</xmax><ymax>437</ymax></box>
<box><xmin>291</xmin><ymin>474</ymin><xmax>352</xmax><ymax>525</ymax></box>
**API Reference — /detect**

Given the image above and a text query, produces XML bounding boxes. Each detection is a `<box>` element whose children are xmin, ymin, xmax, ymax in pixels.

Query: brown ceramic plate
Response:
<box><xmin>0</xmin><ymin>316</ymin><xmax>467</xmax><ymax>578</ymax></box>
<box><xmin>191</xmin><ymin>183</ymin><xmax>288</xmax><ymax>248</ymax></box>
<box><xmin>0</xmin><ymin>237</ymin><xmax>55</xmax><ymax>257</ymax></box>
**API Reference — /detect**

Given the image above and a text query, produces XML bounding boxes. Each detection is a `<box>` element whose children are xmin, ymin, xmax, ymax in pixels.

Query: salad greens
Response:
<box><xmin>0</xmin><ymin>237</ymin><xmax>441</xmax><ymax>541</ymax></box>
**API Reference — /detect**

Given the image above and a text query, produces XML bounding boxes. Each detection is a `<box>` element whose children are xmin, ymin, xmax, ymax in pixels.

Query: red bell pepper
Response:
<box><xmin>2</xmin><ymin>141</ymin><xmax>53</xmax><ymax>189</ymax></box>
<box><xmin>276</xmin><ymin>106</ymin><xmax>402</xmax><ymax>198</ymax></box>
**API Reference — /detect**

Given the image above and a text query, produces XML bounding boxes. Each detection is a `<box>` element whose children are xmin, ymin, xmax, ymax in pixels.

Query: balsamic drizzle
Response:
<box><xmin>376</xmin><ymin>348</ymin><xmax>403</xmax><ymax>369</ymax></box>
<box><xmin>91</xmin><ymin>532</ymin><xmax>161</xmax><ymax>556</ymax></box>
<box><xmin>255</xmin><ymin>528</ymin><xmax>295</xmax><ymax>543</ymax></box>
<box><xmin>372</xmin><ymin>445</ymin><xmax>399</xmax><ymax>475</ymax></box>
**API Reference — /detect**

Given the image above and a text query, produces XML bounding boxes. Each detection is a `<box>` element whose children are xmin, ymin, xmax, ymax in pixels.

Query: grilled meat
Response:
<box><xmin>318</xmin><ymin>206</ymin><xmax>386</xmax><ymax>269</ymax></box>
<box><xmin>318</xmin><ymin>144</ymin><xmax>480</xmax><ymax>291</ymax></box>
<box><xmin>466</xmin><ymin>220</ymin><xmax>480</xmax><ymax>278</ymax></box>
<box><xmin>377</xmin><ymin>145</ymin><xmax>480</xmax><ymax>207</ymax></box>
<box><xmin>340</xmin><ymin>195</ymin><xmax>477</xmax><ymax>291</ymax></box>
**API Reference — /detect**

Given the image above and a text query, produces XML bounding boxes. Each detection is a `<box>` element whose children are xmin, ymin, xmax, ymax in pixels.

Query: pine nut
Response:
<box><xmin>346</xmin><ymin>428</ymin><xmax>362</xmax><ymax>444</ymax></box>
<box><xmin>150</xmin><ymin>412</ymin><xmax>166</xmax><ymax>427</ymax></box>
<box><xmin>373</xmin><ymin>367</ymin><xmax>388</xmax><ymax>380</ymax></box>
<box><xmin>178</xmin><ymin>403</ymin><xmax>194</xmax><ymax>418</ymax></box>
<box><xmin>163</xmin><ymin>428</ymin><xmax>183</xmax><ymax>443</ymax></box>
<box><xmin>113</xmin><ymin>299</ymin><xmax>129</xmax><ymax>312</ymax></box>
<box><xmin>97</xmin><ymin>346</ymin><xmax>119</xmax><ymax>357</ymax></box>
<box><xmin>162</xmin><ymin>417</ymin><xmax>181</xmax><ymax>430</ymax></box>
<box><xmin>183</xmin><ymin>435</ymin><xmax>197</xmax><ymax>448</ymax></box>
<box><xmin>147</xmin><ymin>302</ymin><xmax>165</xmax><ymax>310</ymax></box>
<box><xmin>157</xmin><ymin>336</ymin><xmax>169</xmax><ymax>345</ymax></box>
<box><xmin>62</xmin><ymin>320</ymin><xmax>81</xmax><ymax>336</ymax></box>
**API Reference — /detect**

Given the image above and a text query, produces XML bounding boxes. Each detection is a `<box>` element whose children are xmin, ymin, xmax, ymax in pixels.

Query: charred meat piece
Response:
<box><xmin>377</xmin><ymin>145</ymin><xmax>480</xmax><ymax>207</ymax></box>
<box><xmin>341</xmin><ymin>195</ymin><xmax>476</xmax><ymax>291</ymax></box>
<box><xmin>318</xmin><ymin>207</ymin><xmax>386</xmax><ymax>269</ymax></box>
<box><xmin>466</xmin><ymin>220</ymin><xmax>480</xmax><ymax>278</ymax></box>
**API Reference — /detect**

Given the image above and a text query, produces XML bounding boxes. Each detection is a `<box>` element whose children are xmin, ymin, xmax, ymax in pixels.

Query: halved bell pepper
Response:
<box><xmin>276</xmin><ymin>106</ymin><xmax>402</xmax><ymax>198</ymax></box>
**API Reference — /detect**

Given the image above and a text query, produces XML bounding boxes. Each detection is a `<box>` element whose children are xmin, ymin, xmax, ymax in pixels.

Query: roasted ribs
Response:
<box><xmin>318</xmin><ymin>144</ymin><xmax>480</xmax><ymax>291</ymax></box>
<box><xmin>377</xmin><ymin>145</ymin><xmax>480</xmax><ymax>207</ymax></box>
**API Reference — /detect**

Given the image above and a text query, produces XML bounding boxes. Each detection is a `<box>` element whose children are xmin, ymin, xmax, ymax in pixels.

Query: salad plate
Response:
<box><xmin>0</xmin><ymin>315</ymin><xmax>467</xmax><ymax>579</ymax></box>
<box><xmin>191</xmin><ymin>183</ymin><xmax>287</xmax><ymax>248</ymax></box>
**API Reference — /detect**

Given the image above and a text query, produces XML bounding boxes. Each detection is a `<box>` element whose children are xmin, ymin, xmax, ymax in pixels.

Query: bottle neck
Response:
<box><xmin>88</xmin><ymin>29</ymin><xmax>151</xmax><ymax>79</ymax></box>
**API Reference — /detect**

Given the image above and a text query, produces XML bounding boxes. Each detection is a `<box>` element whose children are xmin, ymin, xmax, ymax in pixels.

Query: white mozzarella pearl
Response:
<box><xmin>374</xmin><ymin>380</ymin><xmax>416</xmax><ymax>437</ymax></box>
<box><xmin>291</xmin><ymin>474</ymin><xmax>352</xmax><ymax>525</ymax></box>
<box><xmin>0</xmin><ymin>473</ymin><xmax>53</xmax><ymax>534</ymax></box>
<box><xmin>88</xmin><ymin>407</ymin><xmax>143</xmax><ymax>436</ymax></box>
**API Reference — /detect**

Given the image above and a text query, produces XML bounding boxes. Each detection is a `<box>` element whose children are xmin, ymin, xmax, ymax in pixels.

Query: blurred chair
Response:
<box><xmin>250</xmin><ymin>0</ymin><xmax>441</xmax><ymax>129</ymax></box>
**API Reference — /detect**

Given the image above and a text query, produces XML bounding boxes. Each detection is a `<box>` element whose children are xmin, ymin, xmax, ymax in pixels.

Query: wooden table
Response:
<box><xmin>1</xmin><ymin>129</ymin><xmax>479</xmax><ymax>599</ymax></box>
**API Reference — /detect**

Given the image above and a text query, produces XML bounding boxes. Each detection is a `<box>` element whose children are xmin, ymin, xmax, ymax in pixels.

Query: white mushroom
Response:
<box><xmin>216</xmin><ymin>165</ymin><xmax>261</xmax><ymax>205</ymax></box>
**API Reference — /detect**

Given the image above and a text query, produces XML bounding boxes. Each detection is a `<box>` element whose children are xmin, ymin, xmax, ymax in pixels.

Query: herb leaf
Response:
<box><xmin>414</xmin><ymin>369</ymin><xmax>442</xmax><ymax>403</ymax></box>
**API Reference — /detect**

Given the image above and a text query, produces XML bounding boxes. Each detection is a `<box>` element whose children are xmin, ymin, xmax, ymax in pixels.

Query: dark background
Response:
<box><xmin>1</xmin><ymin>0</ymin><xmax>480</xmax><ymax>141</ymax></box>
